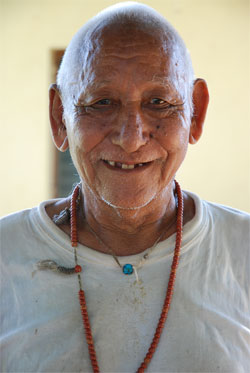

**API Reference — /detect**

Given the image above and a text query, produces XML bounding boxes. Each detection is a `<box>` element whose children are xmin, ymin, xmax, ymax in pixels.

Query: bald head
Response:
<box><xmin>57</xmin><ymin>2</ymin><xmax>194</xmax><ymax>120</ymax></box>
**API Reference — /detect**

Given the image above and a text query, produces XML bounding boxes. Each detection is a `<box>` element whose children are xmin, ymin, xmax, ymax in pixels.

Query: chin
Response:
<box><xmin>98</xmin><ymin>188</ymin><xmax>158</xmax><ymax>210</ymax></box>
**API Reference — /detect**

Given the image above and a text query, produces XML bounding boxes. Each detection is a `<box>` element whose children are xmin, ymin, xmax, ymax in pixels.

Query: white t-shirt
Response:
<box><xmin>0</xmin><ymin>192</ymin><xmax>249</xmax><ymax>373</ymax></box>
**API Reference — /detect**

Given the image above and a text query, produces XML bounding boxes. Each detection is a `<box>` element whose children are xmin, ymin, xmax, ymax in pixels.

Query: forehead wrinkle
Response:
<box><xmin>75</xmin><ymin>43</ymin><xmax>187</xmax><ymax>103</ymax></box>
<box><xmin>77</xmin><ymin>68</ymin><xmax>120</xmax><ymax>99</ymax></box>
<box><xmin>77</xmin><ymin>65</ymin><xmax>184</xmax><ymax>100</ymax></box>
<box><xmin>100</xmin><ymin>41</ymin><xmax>162</xmax><ymax>56</ymax></box>
<box><xmin>95</xmin><ymin>53</ymin><xmax>162</xmax><ymax>61</ymax></box>
<box><xmin>82</xmin><ymin>40</ymin><xmax>179</xmax><ymax>86</ymax></box>
<box><xmin>81</xmin><ymin>75</ymin><xmax>178</xmax><ymax>92</ymax></box>
<box><xmin>151</xmin><ymin>75</ymin><xmax>174</xmax><ymax>84</ymax></box>
<box><xmin>85</xmin><ymin>48</ymin><xmax>172</xmax><ymax>76</ymax></box>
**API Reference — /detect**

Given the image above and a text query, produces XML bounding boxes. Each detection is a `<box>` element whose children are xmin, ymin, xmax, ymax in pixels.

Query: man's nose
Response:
<box><xmin>111</xmin><ymin>106</ymin><xmax>149</xmax><ymax>153</ymax></box>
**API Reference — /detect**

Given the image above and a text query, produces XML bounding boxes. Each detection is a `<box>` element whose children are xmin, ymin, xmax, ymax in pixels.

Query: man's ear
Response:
<box><xmin>49</xmin><ymin>84</ymin><xmax>69</xmax><ymax>152</ymax></box>
<box><xmin>189</xmin><ymin>79</ymin><xmax>209</xmax><ymax>144</ymax></box>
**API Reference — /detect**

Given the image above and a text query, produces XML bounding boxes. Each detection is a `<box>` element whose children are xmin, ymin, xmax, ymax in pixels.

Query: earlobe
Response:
<box><xmin>189</xmin><ymin>131</ymin><xmax>197</xmax><ymax>144</ymax></box>
<box><xmin>59</xmin><ymin>136</ymin><xmax>69</xmax><ymax>152</ymax></box>
<box><xmin>189</xmin><ymin>79</ymin><xmax>209</xmax><ymax>145</ymax></box>
<box><xmin>49</xmin><ymin>84</ymin><xmax>69</xmax><ymax>152</ymax></box>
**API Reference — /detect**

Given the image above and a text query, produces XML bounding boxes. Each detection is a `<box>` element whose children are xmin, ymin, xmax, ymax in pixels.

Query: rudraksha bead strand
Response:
<box><xmin>79</xmin><ymin>289</ymin><xmax>100</xmax><ymax>373</ymax></box>
<box><xmin>136</xmin><ymin>180</ymin><xmax>183</xmax><ymax>373</ymax></box>
<box><xmin>70</xmin><ymin>185</ymin><xmax>79</xmax><ymax>247</ymax></box>
<box><xmin>71</xmin><ymin>185</ymin><xmax>100</xmax><ymax>373</ymax></box>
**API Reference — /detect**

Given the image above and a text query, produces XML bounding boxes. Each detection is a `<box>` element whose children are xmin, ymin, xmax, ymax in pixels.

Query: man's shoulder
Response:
<box><xmin>187</xmin><ymin>190</ymin><xmax>250</xmax><ymax>224</ymax></box>
<box><xmin>0</xmin><ymin>198</ymin><xmax>59</xmax><ymax>228</ymax></box>
<box><xmin>0</xmin><ymin>200</ymin><xmax>61</xmax><ymax>265</ymax></box>
<box><xmin>0</xmin><ymin>208</ymin><xmax>34</xmax><ymax>233</ymax></box>
<box><xmin>1</xmin><ymin>205</ymin><xmax>41</xmax><ymax>232</ymax></box>
<box><xmin>1</xmin><ymin>207</ymin><xmax>33</xmax><ymax>222</ymax></box>
<box><xmin>0</xmin><ymin>199</ymin><xmax>54</xmax><ymax>238</ymax></box>
<box><xmin>199</xmin><ymin>197</ymin><xmax>250</xmax><ymax>248</ymax></box>
<box><xmin>186</xmin><ymin>191</ymin><xmax>250</xmax><ymax>245</ymax></box>
<box><xmin>203</xmin><ymin>198</ymin><xmax>250</xmax><ymax>225</ymax></box>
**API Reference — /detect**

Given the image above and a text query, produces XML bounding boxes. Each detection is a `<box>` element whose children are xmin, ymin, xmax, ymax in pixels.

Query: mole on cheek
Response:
<box><xmin>150</xmin><ymin>133</ymin><xmax>154</xmax><ymax>138</ymax></box>
<box><xmin>156</xmin><ymin>125</ymin><xmax>160</xmax><ymax>129</ymax></box>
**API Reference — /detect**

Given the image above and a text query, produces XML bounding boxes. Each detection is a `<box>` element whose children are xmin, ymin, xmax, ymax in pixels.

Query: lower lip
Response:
<box><xmin>102</xmin><ymin>160</ymin><xmax>153</xmax><ymax>172</ymax></box>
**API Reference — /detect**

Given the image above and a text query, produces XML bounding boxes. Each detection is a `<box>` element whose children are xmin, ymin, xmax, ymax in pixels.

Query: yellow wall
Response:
<box><xmin>1</xmin><ymin>0</ymin><xmax>249</xmax><ymax>215</ymax></box>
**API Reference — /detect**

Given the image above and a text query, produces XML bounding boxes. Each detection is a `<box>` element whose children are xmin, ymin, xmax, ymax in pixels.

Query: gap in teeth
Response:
<box><xmin>104</xmin><ymin>160</ymin><xmax>146</xmax><ymax>169</ymax></box>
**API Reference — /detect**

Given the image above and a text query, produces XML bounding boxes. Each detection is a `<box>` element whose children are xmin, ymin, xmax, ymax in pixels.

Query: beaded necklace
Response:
<box><xmin>38</xmin><ymin>180</ymin><xmax>183</xmax><ymax>372</ymax></box>
<box><xmin>84</xmin><ymin>215</ymin><xmax>174</xmax><ymax>281</ymax></box>
<box><xmin>73</xmin><ymin>180</ymin><xmax>183</xmax><ymax>372</ymax></box>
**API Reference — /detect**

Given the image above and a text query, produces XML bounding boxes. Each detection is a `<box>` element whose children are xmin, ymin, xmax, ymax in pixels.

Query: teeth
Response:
<box><xmin>105</xmin><ymin>160</ymin><xmax>147</xmax><ymax>169</ymax></box>
<box><xmin>121</xmin><ymin>164</ymin><xmax>135</xmax><ymax>169</ymax></box>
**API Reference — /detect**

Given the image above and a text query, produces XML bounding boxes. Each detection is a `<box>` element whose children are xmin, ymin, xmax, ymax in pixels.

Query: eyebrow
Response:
<box><xmin>79</xmin><ymin>80</ymin><xmax>114</xmax><ymax>94</ymax></box>
<box><xmin>151</xmin><ymin>74</ymin><xmax>175</xmax><ymax>85</ymax></box>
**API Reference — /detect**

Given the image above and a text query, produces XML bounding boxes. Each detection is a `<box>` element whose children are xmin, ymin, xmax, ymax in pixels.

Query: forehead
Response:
<box><xmin>92</xmin><ymin>25</ymin><xmax>173</xmax><ymax>63</ymax></box>
<box><xmin>75</xmin><ymin>25</ymin><xmax>186</xmax><ymax>96</ymax></box>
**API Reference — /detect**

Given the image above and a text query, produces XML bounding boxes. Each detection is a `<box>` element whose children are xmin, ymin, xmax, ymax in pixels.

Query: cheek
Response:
<box><xmin>154</xmin><ymin>116</ymin><xmax>190</xmax><ymax>153</ymax></box>
<box><xmin>68</xmin><ymin>119</ymin><xmax>109</xmax><ymax>154</ymax></box>
<box><xmin>66</xmin><ymin>119</ymin><xmax>111</xmax><ymax>184</ymax></box>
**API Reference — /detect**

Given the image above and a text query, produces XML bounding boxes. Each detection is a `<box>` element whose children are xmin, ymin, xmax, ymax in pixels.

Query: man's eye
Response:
<box><xmin>150</xmin><ymin>98</ymin><xmax>166</xmax><ymax>105</ymax></box>
<box><xmin>94</xmin><ymin>99</ymin><xmax>112</xmax><ymax>105</ymax></box>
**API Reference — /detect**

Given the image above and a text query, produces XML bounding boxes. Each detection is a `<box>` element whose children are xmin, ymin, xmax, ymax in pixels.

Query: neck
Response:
<box><xmin>78</xmin><ymin>181</ymin><xmax>178</xmax><ymax>256</ymax></box>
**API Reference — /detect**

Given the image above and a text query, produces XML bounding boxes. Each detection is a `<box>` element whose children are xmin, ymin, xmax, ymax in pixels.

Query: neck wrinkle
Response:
<box><xmin>78</xmin><ymin>182</ymin><xmax>177</xmax><ymax>256</ymax></box>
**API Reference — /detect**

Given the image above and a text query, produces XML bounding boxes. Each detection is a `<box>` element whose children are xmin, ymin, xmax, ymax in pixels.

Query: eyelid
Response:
<box><xmin>145</xmin><ymin>98</ymin><xmax>172</xmax><ymax>106</ymax></box>
<box><xmin>149</xmin><ymin>98</ymin><xmax>185</xmax><ymax>106</ymax></box>
<box><xmin>73</xmin><ymin>100</ymin><xmax>109</xmax><ymax>108</ymax></box>
<box><xmin>81</xmin><ymin>97</ymin><xmax>118</xmax><ymax>106</ymax></box>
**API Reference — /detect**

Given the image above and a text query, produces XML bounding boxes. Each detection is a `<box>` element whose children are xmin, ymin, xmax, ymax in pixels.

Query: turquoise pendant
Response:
<box><xmin>123</xmin><ymin>264</ymin><xmax>134</xmax><ymax>275</ymax></box>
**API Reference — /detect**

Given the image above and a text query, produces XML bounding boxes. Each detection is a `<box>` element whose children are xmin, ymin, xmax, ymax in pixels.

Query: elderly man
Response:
<box><xmin>1</xmin><ymin>3</ymin><xmax>249</xmax><ymax>372</ymax></box>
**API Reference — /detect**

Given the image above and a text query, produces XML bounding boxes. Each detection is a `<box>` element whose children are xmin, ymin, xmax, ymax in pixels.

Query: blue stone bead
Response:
<box><xmin>123</xmin><ymin>263</ymin><xmax>134</xmax><ymax>275</ymax></box>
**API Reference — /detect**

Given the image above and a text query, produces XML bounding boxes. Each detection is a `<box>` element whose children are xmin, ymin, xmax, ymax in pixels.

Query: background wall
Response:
<box><xmin>1</xmin><ymin>0</ymin><xmax>249</xmax><ymax>215</ymax></box>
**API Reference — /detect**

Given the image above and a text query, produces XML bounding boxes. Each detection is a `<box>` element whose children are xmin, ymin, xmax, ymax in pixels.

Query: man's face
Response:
<box><xmin>65</xmin><ymin>27</ymin><xmax>192</xmax><ymax>209</ymax></box>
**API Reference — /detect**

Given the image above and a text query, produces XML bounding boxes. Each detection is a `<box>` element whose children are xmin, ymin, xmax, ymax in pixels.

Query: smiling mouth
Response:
<box><xmin>102</xmin><ymin>160</ymin><xmax>152</xmax><ymax>170</ymax></box>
